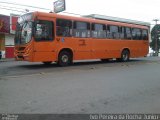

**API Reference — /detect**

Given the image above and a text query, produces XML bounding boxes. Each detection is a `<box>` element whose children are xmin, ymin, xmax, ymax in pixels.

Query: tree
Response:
<box><xmin>150</xmin><ymin>24</ymin><xmax>160</xmax><ymax>53</ymax></box>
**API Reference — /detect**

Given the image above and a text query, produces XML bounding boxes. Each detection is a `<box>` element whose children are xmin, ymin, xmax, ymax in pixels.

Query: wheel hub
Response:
<box><xmin>62</xmin><ymin>55</ymin><xmax>68</xmax><ymax>63</ymax></box>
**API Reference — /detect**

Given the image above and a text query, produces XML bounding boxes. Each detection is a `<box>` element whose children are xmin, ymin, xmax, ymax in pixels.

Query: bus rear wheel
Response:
<box><xmin>58</xmin><ymin>51</ymin><xmax>72</xmax><ymax>66</ymax></box>
<box><xmin>117</xmin><ymin>49</ymin><xmax>130</xmax><ymax>62</ymax></box>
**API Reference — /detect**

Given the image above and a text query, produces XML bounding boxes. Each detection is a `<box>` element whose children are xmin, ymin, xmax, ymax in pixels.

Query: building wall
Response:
<box><xmin>5</xmin><ymin>46</ymin><xmax>14</xmax><ymax>58</ymax></box>
<box><xmin>5</xmin><ymin>34</ymin><xmax>14</xmax><ymax>46</ymax></box>
<box><xmin>0</xmin><ymin>34</ymin><xmax>5</xmax><ymax>58</ymax></box>
<box><xmin>0</xmin><ymin>14</ymin><xmax>18</xmax><ymax>59</ymax></box>
<box><xmin>5</xmin><ymin>34</ymin><xmax>15</xmax><ymax>58</ymax></box>
<box><xmin>0</xmin><ymin>34</ymin><xmax>5</xmax><ymax>50</ymax></box>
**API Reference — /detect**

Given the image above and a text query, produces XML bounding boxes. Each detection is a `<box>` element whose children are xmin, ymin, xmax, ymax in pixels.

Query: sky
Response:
<box><xmin>0</xmin><ymin>0</ymin><xmax>160</xmax><ymax>25</ymax></box>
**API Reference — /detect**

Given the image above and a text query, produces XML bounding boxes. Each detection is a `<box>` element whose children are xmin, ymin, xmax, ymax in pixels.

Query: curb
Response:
<box><xmin>0</xmin><ymin>58</ymin><xmax>15</xmax><ymax>62</ymax></box>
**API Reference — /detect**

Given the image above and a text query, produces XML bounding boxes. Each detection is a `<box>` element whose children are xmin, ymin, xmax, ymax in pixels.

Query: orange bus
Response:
<box><xmin>14</xmin><ymin>12</ymin><xmax>150</xmax><ymax>66</ymax></box>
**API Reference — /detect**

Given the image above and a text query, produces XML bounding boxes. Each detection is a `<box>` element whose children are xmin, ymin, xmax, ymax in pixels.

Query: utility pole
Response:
<box><xmin>153</xmin><ymin>19</ymin><xmax>159</xmax><ymax>25</ymax></box>
<box><xmin>153</xmin><ymin>19</ymin><xmax>159</xmax><ymax>56</ymax></box>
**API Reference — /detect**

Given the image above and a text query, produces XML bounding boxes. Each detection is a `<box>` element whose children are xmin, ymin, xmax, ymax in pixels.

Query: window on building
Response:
<box><xmin>56</xmin><ymin>19</ymin><xmax>72</xmax><ymax>37</ymax></box>
<box><xmin>73</xmin><ymin>21</ymin><xmax>90</xmax><ymax>38</ymax></box>
<box><xmin>92</xmin><ymin>23</ymin><xmax>106</xmax><ymax>38</ymax></box>
<box><xmin>34</xmin><ymin>20</ymin><xmax>53</xmax><ymax>41</ymax></box>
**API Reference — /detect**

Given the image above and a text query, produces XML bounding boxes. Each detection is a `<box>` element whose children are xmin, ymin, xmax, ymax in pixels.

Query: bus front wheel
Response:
<box><xmin>58</xmin><ymin>51</ymin><xmax>72</xmax><ymax>66</ymax></box>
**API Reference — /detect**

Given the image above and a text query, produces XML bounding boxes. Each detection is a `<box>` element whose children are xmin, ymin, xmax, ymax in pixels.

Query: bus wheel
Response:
<box><xmin>119</xmin><ymin>49</ymin><xmax>130</xmax><ymax>62</ymax></box>
<box><xmin>58</xmin><ymin>51</ymin><xmax>72</xmax><ymax>66</ymax></box>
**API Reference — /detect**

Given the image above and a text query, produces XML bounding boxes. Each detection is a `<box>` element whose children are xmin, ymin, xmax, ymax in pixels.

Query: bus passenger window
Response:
<box><xmin>119</xmin><ymin>27</ymin><xmax>125</xmax><ymax>39</ymax></box>
<box><xmin>125</xmin><ymin>27</ymin><xmax>132</xmax><ymax>40</ymax></box>
<box><xmin>73</xmin><ymin>21</ymin><xmax>90</xmax><ymax>38</ymax></box>
<box><xmin>142</xmin><ymin>29</ymin><xmax>148</xmax><ymax>40</ymax></box>
<box><xmin>137</xmin><ymin>29</ymin><xmax>142</xmax><ymax>40</ymax></box>
<box><xmin>92</xmin><ymin>24</ymin><xmax>106</xmax><ymax>38</ymax></box>
<box><xmin>132</xmin><ymin>28</ymin><xmax>142</xmax><ymax>40</ymax></box>
<box><xmin>132</xmin><ymin>28</ymin><xmax>136</xmax><ymax>40</ymax></box>
<box><xmin>56</xmin><ymin>19</ymin><xmax>72</xmax><ymax>37</ymax></box>
<box><xmin>34</xmin><ymin>20</ymin><xmax>53</xmax><ymax>41</ymax></box>
<box><xmin>106</xmin><ymin>25</ymin><xmax>112</xmax><ymax>39</ymax></box>
<box><xmin>109</xmin><ymin>25</ymin><xmax>120</xmax><ymax>39</ymax></box>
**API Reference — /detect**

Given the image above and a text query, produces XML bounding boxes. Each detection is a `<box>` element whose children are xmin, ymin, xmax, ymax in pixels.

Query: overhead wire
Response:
<box><xmin>0</xmin><ymin>5</ymin><xmax>34</xmax><ymax>12</ymax></box>
<box><xmin>0</xmin><ymin>0</ymin><xmax>52</xmax><ymax>14</ymax></box>
<box><xmin>0</xmin><ymin>1</ymin><xmax>83</xmax><ymax>16</ymax></box>
<box><xmin>0</xmin><ymin>6</ymin><xmax>26</xmax><ymax>13</ymax></box>
<box><xmin>0</xmin><ymin>1</ymin><xmax>51</xmax><ymax>11</ymax></box>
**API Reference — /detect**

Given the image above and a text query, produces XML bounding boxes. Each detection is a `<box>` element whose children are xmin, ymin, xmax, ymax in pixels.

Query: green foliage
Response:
<box><xmin>150</xmin><ymin>24</ymin><xmax>160</xmax><ymax>51</ymax></box>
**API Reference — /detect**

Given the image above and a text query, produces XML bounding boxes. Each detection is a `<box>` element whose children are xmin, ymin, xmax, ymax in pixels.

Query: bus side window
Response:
<box><xmin>132</xmin><ymin>28</ymin><xmax>142</xmax><ymax>40</ymax></box>
<box><xmin>137</xmin><ymin>28</ymin><xmax>142</xmax><ymax>40</ymax></box>
<box><xmin>56</xmin><ymin>19</ymin><xmax>72</xmax><ymax>37</ymax></box>
<box><xmin>142</xmin><ymin>29</ymin><xmax>148</xmax><ymax>40</ymax></box>
<box><xmin>92</xmin><ymin>23</ymin><xmax>106</xmax><ymax>38</ymax></box>
<box><xmin>34</xmin><ymin>20</ymin><xmax>53</xmax><ymax>41</ymax></box>
<box><xmin>110</xmin><ymin>25</ymin><xmax>120</xmax><ymax>39</ymax></box>
<box><xmin>73</xmin><ymin>21</ymin><xmax>90</xmax><ymax>38</ymax></box>
<box><xmin>125</xmin><ymin>27</ymin><xmax>132</xmax><ymax>40</ymax></box>
<box><xmin>119</xmin><ymin>26</ymin><xmax>125</xmax><ymax>39</ymax></box>
<box><xmin>106</xmin><ymin>25</ymin><xmax>111</xmax><ymax>39</ymax></box>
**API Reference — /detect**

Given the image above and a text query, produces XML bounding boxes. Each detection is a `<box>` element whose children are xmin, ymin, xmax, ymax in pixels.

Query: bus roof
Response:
<box><xmin>83</xmin><ymin>14</ymin><xmax>150</xmax><ymax>27</ymax></box>
<box><xmin>33</xmin><ymin>12</ymin><xmax>150</xmax><ymax>28</ymax></box>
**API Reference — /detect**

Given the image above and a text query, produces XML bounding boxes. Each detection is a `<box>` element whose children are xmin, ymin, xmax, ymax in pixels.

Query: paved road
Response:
<box><xmin>0</xmin><ymin>57</ymin><xmax>160</xmax><ymax>113</ymax></box>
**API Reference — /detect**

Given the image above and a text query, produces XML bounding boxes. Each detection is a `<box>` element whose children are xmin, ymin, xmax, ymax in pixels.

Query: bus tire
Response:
<box><xmin>58</xmin><ymin>51</ymin><xmax>72</xmax><ymax>66</ymax></box>
<box><xmin>120</xmin><ymin>49</ymin><xmax>130</xmax><ymax>62</ymax></box>
<box><xmin>43</xmin><ymin>61</ymin><xmax>52</xmax><ymax>65</ymax></box>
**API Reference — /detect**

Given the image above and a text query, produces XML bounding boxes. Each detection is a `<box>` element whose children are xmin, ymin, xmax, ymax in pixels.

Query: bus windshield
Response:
<box><xmin>15</xmin><ymin>13</ymin><xmax>33</xmax><ymax>45</ymax></box>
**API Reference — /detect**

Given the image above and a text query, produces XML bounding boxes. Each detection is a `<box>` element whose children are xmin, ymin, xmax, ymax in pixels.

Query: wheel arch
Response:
<box><xmin>117</xmin><ymin>48</ymin><xmax>131</xmax><ymax>62</ymax></box>
<box><xmin>121</xmin><ymin>48</ymin><xmax>130</xmax><ymax>55</ymax></box>
<box><xmin>57</xmin><ymin>48</ymin><xmax>74</xmax><ymax>60</ymax></box>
